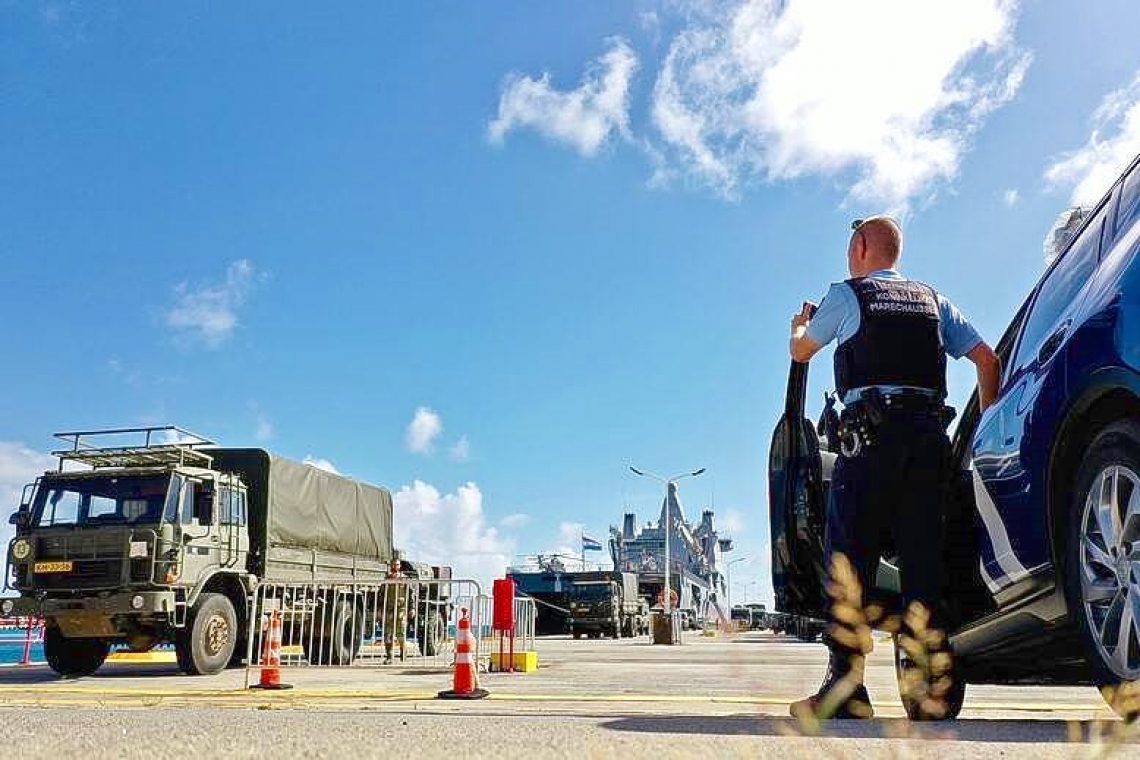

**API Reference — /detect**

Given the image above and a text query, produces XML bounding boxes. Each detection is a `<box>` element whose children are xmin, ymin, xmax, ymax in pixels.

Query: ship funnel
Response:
<box><xmin>623</xmin><ymin>513</ymin><xmax>637</xmax><ymax>539</ymax></box>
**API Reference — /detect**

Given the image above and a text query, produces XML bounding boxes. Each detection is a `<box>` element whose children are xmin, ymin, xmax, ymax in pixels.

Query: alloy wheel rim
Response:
<box><xmin>1080</xmin><ymin>464</ymin><xmax>1140</xmax><ymax>680</ymax></box>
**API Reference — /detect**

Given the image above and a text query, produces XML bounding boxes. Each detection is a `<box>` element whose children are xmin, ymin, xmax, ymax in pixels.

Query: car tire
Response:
<box><xmin>893</xmin><ymin>636</ymin><xmax>966</xmax><ymax>721</ymax></box>
<box><xmin>44</xmin><ymin>626</ymin><xmax>110</xmax><ymax>678</ymax></box>
<box><xmin>1064</xmin><ymin>420</ymin><xmax>1140</xmax><ymax>719</ymax></box>
<box><xmin>176</xmin><ymin>593</ymin><xmax>238</xmax><ymax>676</ymax></box>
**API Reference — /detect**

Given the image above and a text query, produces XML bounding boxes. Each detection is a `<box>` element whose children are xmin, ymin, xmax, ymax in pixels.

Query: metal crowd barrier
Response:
<box><xmin>243</xmin><ymin>578</ymin><xmax>486</xmax><ymax>687</ymax></box>
<box><xmin>0</xmin><ymin>616</ymin><xmax>43</xmax><ymax>665</ymax></box>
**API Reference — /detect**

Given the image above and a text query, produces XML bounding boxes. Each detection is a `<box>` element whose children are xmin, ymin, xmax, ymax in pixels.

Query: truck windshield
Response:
<box><xmin>573</xmin><ymin>585</ymin><xmax>613</xmax><ymax>599</ymax></box>
<box><xmin>32</xmin><ymin>474</ymin><xmax>179</xmax><ymax>527</ymax></box>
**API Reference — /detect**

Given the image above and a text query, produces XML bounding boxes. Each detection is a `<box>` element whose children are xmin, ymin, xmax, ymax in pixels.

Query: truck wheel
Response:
<box><xmin>1065</xmin><ymin>421</ymin><xmax>1140</xmax><ymax>719</ymax></box>
<box><xmin>894</xmin><ymin>636</ymin><xmax>966</xmax><ymax>721</ymax></box>
<box><xmin>176</xmin><ymin>593</ymin><xmax>237</xmax><ymax>676</ymax></box>
<box><xmin>422</xmin><ymin>611</ymin><xmax>446</xmax><ymax>657</ymax></box>
<box><xmin>44</xmin><ymin>626</ymin><xmax>109</xmax><ymax>678</ymax></box>
<box><xmin>314</xmin><ymin>595</ymin><xmax>363</xmax><ymax>665</ymax></box>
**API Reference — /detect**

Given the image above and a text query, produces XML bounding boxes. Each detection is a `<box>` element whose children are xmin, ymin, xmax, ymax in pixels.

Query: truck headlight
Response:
<box><xmin>131</xmin><ymin>595</ymin><xmax>145</xmax><ymax>610</ymax></box>
<box><xmin>11</xmin><ymin>539</ymin><xmax>31</xmax><ymax>562</ymax></box>
<box><xmin>0</xmin><ymin>599</ymin><xmax>13</xmax><ymax>615</ymax></box>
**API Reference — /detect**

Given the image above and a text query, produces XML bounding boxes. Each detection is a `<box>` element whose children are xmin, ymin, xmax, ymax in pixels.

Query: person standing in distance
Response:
<box><xmin>787</xmin><ymin>216</ymin><xmax>1001</xmax><ymax>720</ymax></box>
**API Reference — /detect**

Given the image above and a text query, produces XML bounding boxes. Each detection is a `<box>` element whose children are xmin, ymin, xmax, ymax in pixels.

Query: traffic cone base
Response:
<box><xmin>437</xmin><ymin>687</ymin><xmax>488</xmax><ymax>700</ymax></box>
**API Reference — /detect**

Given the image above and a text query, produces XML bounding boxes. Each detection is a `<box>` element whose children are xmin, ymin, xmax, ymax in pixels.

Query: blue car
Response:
<box><xmin>770</xmin><ymin>153</ymin><xmax>1140</xmax><ymax>719</ymax></box>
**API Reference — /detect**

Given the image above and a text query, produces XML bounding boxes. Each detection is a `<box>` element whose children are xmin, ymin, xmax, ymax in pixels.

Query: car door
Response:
<box><xmin>970</xmin><ymin>196</ymin><xmax>1112</xmax><ymax>600</ymax></box>
<box><xmin>768</xmin><ymin>360</ymin><xmax>829</xmax><ymax>619</ymax></box>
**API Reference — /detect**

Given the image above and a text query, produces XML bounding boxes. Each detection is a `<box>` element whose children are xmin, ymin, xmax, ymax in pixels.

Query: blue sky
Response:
<box><xmin>3</xmin><ymin>1</ymin><xmax>1140</xmax><ymax>601</ymax></box>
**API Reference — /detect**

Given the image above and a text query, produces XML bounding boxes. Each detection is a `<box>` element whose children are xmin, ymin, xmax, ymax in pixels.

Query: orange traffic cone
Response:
<box><xmin>438</xmin><ymin>607</ymin><xmax>488</xmax><ymax>699</ymax></box>
<box><xmin>250</xmin><ymin>608</ymin><xmax>293</xmax><ymax>690</ymax></box>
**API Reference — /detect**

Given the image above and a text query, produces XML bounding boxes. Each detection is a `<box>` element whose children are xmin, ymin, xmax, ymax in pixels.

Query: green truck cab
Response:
<box><xmin>2</xmin><ymin>427</ymin><xmax>449</xmax><ymax>678</ymax></box>
<box><xmin>566</xmin><ymin>572</ymin><xmax>648</xmax><ymax>639</ymax></box>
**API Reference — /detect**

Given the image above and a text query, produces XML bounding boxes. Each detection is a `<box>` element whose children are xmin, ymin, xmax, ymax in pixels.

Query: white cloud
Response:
<box><xmin>0</xmin><ymin>442</ymin><xmax>55</xmax><ymax>556</ymax></box>
<box><xmin>720</xmin><ymin>508</ymin><xmax>746</xmax><ymax>535</ymax></box>
<box><xmin>448</xmin><ymin>435</ymin><xmax>471</xmax><ymax>463</ymax></box>
<box><xmin>1002</xmin><ymin>188</ymin><xmax>1020</xmax><ymax>206</ymax></box>
<box><xmin>558</xmin><ymin>521</ymin><xmax>585</xmax><ymax>545</ymax></box>
<box><xmin>392</xmin><ymin>480</ymin><xmax>514</xmax><ymax>588</ymax></box>
<box><xmin>488</xmin><ymin>38</ymin><xmax>639</xmax><ymax>156</ymax></box>
<box><xmin>302</xmin><ymin>456</ymin><xmax>340</xmax><ymax>474</ymax></box>
<box><xmin>405</xmin><ymin>406</ymin><xmax>443</xmax><ymax>455</ymax></box>
<box><xmin>500</xmin><ymin>513</ymin><xmax>530</xmax><ymax>528</ymax></box>
<box><xmin>649</xmin><ymin>0</ymin><xmax>1029</xmax><ymax>211</ymax></box>
<box><xmin>1045</xmin><ymin>71</ymin><xmax>1140</xmax><ymax>206</ymax></box>
<box><xmin>165</xmin><ymin>259</ymin><xmax>258</xmax><ymax>348</ymax></box>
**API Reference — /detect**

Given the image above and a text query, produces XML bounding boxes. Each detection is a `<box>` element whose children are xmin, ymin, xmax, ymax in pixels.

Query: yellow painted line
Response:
<box><xmin>106</xmin><ymin>652</ymin><xmax>177</xmax><ymax>663</ymax></box>
<box><xmin>0</xmin><ymin>683</ymin><xmax>1111</xmax><ymax>713</ymax></box>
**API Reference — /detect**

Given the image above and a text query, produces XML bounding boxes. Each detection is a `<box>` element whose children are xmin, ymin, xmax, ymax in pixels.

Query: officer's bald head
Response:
<box><xmin>848</xmin><ymin>216</ymin><xmax>903</xmax><ymax>276</ymax></box>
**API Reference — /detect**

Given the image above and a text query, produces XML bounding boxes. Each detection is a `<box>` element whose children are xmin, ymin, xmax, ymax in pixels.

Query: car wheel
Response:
<box><xmin>1066</xmin><ymin>421</ymin><xmax>1140</xmax><ymax>718</ymax></box>
<box><xmin>893</xmin><ymin>635</ymin><xmax>965</xmax><ymax>721</ymax></box>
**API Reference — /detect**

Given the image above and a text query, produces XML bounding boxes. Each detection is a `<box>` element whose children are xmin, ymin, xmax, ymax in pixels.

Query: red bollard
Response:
<box><xmin>20</xmin><ymin>617</ymin><xmax>37</xmax><ymax>666</ymax></box>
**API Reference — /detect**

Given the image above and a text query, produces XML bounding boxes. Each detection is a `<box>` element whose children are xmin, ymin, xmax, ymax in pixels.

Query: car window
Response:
<box><xmin>1113</xmin><ymin>166</ymin><xmax>1140</xmax><ymax>248</ymax></box>
<box><xmin>1008</xmin><ymin>203</ymin><xmax>1107</xmax><ymax>377</ymax></box>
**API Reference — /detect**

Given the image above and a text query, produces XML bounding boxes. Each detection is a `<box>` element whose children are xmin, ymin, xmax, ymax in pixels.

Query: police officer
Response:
<box><xmin>788</xmin><ymin>216</ymin><xmax>1001</xmax><ymax>720</ymax></box>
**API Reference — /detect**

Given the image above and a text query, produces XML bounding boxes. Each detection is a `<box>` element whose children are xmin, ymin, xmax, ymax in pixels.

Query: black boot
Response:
<box><xmin>790</xmin><ymin>647</ymin><xmax>873</xmax><ymax>720</ymax></box>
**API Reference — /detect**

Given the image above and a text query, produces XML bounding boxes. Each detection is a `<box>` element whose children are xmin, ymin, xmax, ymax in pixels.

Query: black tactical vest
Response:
<box><xmin>833</xmin><ymin>277</ymin><xmax>947</xmax><ymax>399</ymax></box>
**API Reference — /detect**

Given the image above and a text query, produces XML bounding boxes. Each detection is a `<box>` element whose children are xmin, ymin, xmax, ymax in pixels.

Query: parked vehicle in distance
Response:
<box><xmin>567</xmin><ymin>572</ymin><xmax>648</xmax><ymax>639</ymax></box>
<box><xmin>3</xmin><ymin>428</ymin><xmax>451</xmax><ymax>678</ymax></box>
<box><xmin>771</xmin><ymin>152</ymin><xmax>1140</xmax><ymax>719</ymax></box>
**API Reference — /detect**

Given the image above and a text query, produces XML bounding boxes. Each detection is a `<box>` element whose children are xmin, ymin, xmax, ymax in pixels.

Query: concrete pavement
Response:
<box><xmin>0</xmin><ymin>631</ymin><xmax>1134</xmax><ymax>758</ymax></box>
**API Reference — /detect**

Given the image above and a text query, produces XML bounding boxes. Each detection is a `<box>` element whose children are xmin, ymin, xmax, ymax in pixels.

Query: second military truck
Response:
<box><xmin>3</xmin><ymin>427</ymin><xmax>450</xmax><ymax>677</ymax></box>
<box><xmin>566</xmin><ymin>571</ymin><xmax>648</xmax><ymax>639</ymax></box>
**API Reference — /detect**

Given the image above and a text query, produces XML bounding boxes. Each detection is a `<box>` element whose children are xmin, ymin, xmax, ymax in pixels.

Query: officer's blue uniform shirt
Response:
<box><xmin>806</xmin><ymin>268</ymin><xmax>982</xmax><ymax>403</ymax></box>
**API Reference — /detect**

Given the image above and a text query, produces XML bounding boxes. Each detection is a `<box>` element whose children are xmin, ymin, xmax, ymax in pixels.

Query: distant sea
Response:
<box><xmin>0</xmin><ymin>642</ymin><xmax>43</xmax><ymax>665</ymax></box>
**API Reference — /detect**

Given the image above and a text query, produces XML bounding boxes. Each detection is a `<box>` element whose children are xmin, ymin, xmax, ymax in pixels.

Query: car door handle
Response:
<box><xmin>1037</xmin><ymin>321</ymin><xmax>1070</xmax><ymax>365</ymax></box>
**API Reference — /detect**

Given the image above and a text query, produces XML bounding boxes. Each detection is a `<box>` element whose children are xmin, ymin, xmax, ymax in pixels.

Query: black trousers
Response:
<box><xmin>825</xmin><ymin>411</ymin><xmax>951</xmax><ymax>646</ymax></box>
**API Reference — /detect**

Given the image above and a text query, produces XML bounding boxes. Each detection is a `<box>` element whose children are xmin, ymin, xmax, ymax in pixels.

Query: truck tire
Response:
<box><xmin>176</xmin><ymin>592</ymin><xmax>238</xmax><ymax>676</ymax></box>
<box><xmin>314</xmin><ymin>594</ymin><xmax>363</xmax><ymax>666</ymax></box>
<box><xmin>422</xmin><ymin>611</ymin><xmax>446</xmax><ymax>657</ymax></box>
<box><xmin>44</xmin><ymin>626</ymin><xmax>110</xmax><ymax>678</ymax></box>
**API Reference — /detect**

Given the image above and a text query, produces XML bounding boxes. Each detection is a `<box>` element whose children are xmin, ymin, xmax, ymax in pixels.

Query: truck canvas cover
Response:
<box><xmin>209</xmin><ymin>448</ymin><xmax>393</xmax><ymax>561</ymax></box>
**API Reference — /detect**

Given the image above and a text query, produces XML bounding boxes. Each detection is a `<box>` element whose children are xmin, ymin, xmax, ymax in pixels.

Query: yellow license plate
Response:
<box><xmin>33</xmin><ymin>561</ymin><xmax>73</xmax><ymax>574</ymax></box>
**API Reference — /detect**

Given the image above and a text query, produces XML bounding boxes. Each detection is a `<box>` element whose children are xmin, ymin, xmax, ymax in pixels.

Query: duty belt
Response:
<box><xmin>835</xmin><ymin>389</ymin><xmax>955</xmax><ymax>458</ymax></box>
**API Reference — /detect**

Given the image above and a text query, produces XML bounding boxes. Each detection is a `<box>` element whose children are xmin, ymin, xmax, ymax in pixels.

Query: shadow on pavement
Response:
<box><xmin>602</xmin><ymin>714</ymin><xmax>1138</xmax><ymax>744</ymax></box>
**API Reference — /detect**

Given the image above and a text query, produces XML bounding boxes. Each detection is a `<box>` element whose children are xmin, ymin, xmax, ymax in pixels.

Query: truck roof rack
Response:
<box><xmin>52</xmin><ymin>426</ymin><xmax>216</xmax><ymax>471</ymax></box>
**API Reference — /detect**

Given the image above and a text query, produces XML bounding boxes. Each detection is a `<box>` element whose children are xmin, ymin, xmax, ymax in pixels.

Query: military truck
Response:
<box><xmin>2</xmin><ymin>427</ymin><xmax>451</xmax><ymax>677</ymax></box>
<box><xmin>566</xmin><ymin>572</ymin><xmax>648</xmax><ymax>639</ymax></box>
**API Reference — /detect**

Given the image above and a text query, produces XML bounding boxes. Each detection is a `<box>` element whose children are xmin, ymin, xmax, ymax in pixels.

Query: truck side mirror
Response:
<box><xmin>8</xmin><ymin>510</ymin><xmax>29</xmax><ymax>529</ymax></box>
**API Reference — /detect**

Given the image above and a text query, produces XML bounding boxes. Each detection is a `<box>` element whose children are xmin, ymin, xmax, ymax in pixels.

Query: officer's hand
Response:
<box><xmin>791</xmin><ymin>301</ymin><xmax>816</xmax><ymax>332</ymax></box>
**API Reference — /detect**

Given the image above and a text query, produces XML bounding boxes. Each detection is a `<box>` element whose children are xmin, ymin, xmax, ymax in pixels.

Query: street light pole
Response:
<box><xmin>629</xmin><ymin>466</ymin><xmax>705</xmax><ymax>616</ymax></box>
<box><xmin>726</xmin><ymin>556</ymin><xmax>749</xmax><ymax>611</ymax></box>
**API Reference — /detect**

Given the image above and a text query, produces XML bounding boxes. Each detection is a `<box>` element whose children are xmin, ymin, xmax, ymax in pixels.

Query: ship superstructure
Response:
<box><xmin>609</xmin><ymin>482</ymin><xmax>734</xmax><ymax>626</ymax></box>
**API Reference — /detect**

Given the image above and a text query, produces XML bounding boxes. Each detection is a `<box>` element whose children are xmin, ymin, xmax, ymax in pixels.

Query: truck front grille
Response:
<box><xmin>34</xmin><ymin>560</ymin><xmax>123</xmax><ymax>590</ymax></box>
